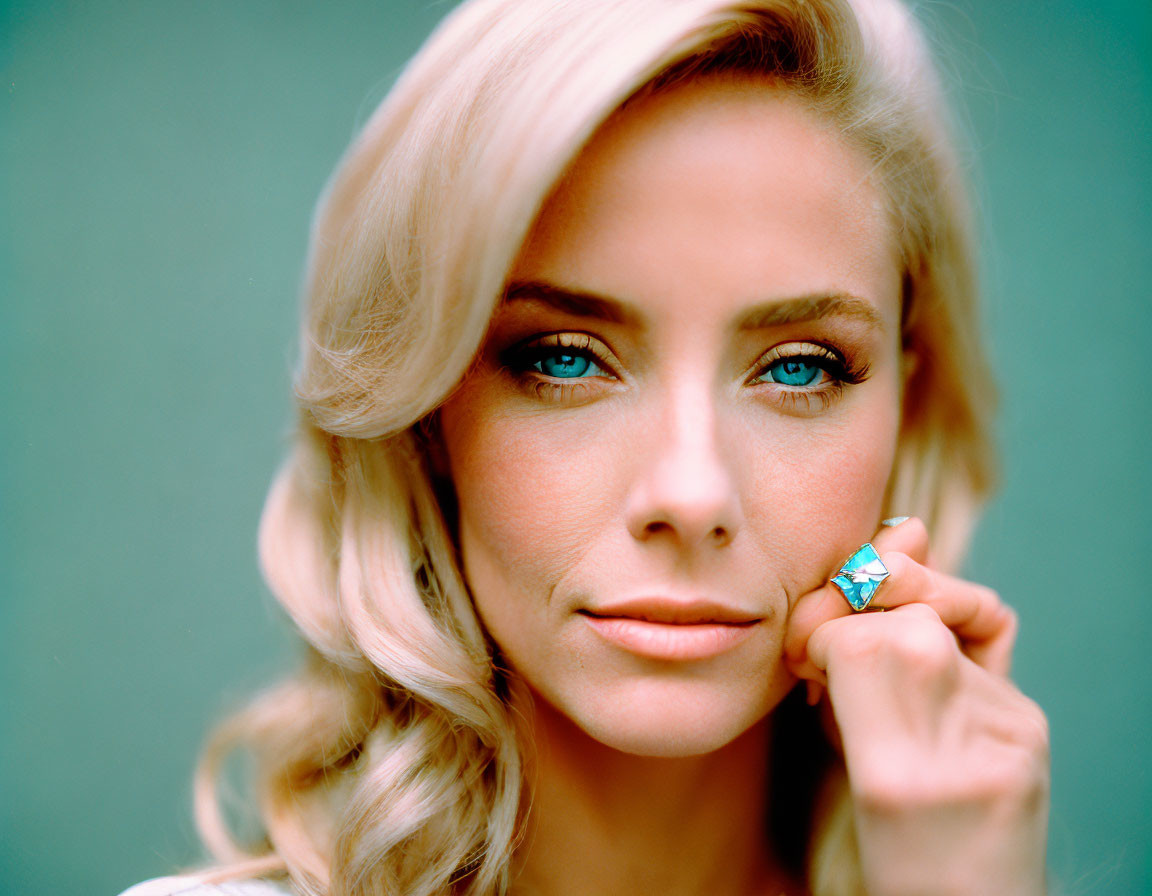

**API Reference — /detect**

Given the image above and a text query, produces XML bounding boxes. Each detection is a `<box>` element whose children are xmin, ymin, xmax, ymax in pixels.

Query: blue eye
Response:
<box><xmin>761</xmin><ymin>358</ymin><xmax>824</xmax><ymax>386</ymax></box>
<box><xmin>501</xmin><ymin>333</ymin><xmax>616</xmax><ymax>393</ymax></box>
<box><xmin>533</xmin><ymin>351</ymin><xmax>604</xmax><ymax>378</ymax></box>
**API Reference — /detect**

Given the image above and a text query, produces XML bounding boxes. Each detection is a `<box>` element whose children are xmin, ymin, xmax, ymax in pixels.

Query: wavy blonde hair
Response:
<box><xmin>189</xmin><ymin>1</ymin><xmax>995</xmax><ymax>894</ymax></box>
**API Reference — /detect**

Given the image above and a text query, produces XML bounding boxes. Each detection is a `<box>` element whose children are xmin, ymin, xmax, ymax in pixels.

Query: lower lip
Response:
<box><xmin>581</xmin><ymin>614</ymin><xmax>759</xmax><ymax>661</ymax></box>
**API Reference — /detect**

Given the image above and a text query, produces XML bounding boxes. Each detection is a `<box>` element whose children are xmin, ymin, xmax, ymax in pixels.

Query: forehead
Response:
<box><xmin>512</xmin><ymin>76</ymin><xmax>900</xmax><ymax>329</ymax></box>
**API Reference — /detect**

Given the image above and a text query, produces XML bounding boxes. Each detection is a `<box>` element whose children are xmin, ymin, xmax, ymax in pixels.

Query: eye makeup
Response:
<box><xmin>746</xmin><ymin>339</ymin><xmax>872</xmax><ymax>415</ymax></box>
<box><xmin>494</xmin><ymin>325</ymin><xmax>875</xmax><ymax>416</ymax></box>
<box><xmin>497</xmin><ymin>331</ymin><xmax>622</xmax><ymax>404</ymax></box>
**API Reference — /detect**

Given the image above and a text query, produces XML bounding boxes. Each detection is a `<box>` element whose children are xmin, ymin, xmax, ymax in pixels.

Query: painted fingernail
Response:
<box><xmin>882</xmin><ymin>516</ymin><xmax>911</xmax><ymax>527</ymax></box>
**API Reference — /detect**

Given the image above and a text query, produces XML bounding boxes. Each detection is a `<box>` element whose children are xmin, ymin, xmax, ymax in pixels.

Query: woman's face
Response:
<box><xmin>438</xmin><ymin>78</ymin><xmax>904</xmax><ymax>756</ymax></box>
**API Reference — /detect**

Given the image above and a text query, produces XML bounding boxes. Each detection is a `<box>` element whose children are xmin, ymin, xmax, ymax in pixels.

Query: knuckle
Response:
<box><xmin>903</xmin><ymin>515</ymin><xmax>930</xmax><ymax>544</ymax></box>
<box><xmin>832</xmin><ymin>622</ymin><xmax>888</xmax><ymax>665</ymax></box>
<box><xmin>1014</xmin><ymin>695</ymin><xmax>1051</xmax><ymax>753</ymax></box>
<box><xmin>881</xmin><ymin>549</ymin><xmax>913</xmax><ymax>575</ymax></box>
<box><xmin>832</xmin><ymin>605</ymin><xmax>962</xmax><ymax>679</ymax></box>
<box><xmin>854</xmin><ymin>745</ymin><xmax>1050</xmax><ymax>819</ymax></box>
<box><xmin>903</xmin><ymin>515</ymin><xmax>930</xmax><ymax>536</ymax></box>
<box><xmin>999</xmin><ymin>604</ymin><xmax>1021</xmax><ymax>639</ymax></box>
<box><xmin>900</xmin><ymin>601</ymin><xmax>943</xmax><ymax>624</ymax></box>
<box><xmin>849</xmin><ymin>695</ymin><xmax>1052</xmax><ymax>821</ymax></box>
<box><xmin>850</xmin><ymin>761</ymin><xmax>919</xmax><ymax>814</ymax></box>
<box><xmin>978</xmin><ymin>743</ymin><xmax>1051</xmax><ymax>807</ymax></box>
<box><xmin>888</xmin><ymin>613</ymin><xmax>957</xmax><ymax>672</ymax></box>
<box><xmin>969</xmin><ymin>702</ymin><xmax>1052</xmax><ymax>806</ymax></box>
<box><xmin>880</xmin><ymin>543</ymin><xmax>907</xmax><ymax>566</ymax></box>
<box><xmin>972</xmin><ymin>582</ymin><xmax>1002</xmax><ymax>607</ymax></box>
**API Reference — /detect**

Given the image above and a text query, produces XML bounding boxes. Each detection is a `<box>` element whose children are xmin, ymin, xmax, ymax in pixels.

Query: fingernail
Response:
<box><xmin>806</xmin><ymin>680</ymin><xmax>824</xmax><ymax>706</ymax></box>
<box><xmin>882</xmin><ymin>516</ymin><xmax>910</xmax><ymax>527</ymax></box>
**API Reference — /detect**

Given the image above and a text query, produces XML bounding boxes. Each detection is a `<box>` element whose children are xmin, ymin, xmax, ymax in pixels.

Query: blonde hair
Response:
<box><xmin>190</xmin><ymin>1</ymin><xmax>995</xmax><ymax>894</ymax></box>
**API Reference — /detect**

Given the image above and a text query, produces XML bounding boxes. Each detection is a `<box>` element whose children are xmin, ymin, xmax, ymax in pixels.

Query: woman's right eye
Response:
<box><xmin>499</xmin><ymin>332</ymin><xmax>619</xmax><ymax>402</ymax></box>
<box><xmin>503</xmin><ymin>332</ymin><xmax>617</xmax><ymax>380</ymax></box>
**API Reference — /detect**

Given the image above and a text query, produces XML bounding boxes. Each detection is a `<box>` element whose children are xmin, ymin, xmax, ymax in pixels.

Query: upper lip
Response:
<box><xmin>580</xmin><ymin>598</ymin><xmax>762</xmax><ymax>625</ymax></box>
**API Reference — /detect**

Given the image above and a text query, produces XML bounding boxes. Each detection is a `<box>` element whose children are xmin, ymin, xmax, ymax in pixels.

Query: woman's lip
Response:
<box><xmin>580</xmin><ymin>598</ymin><xmax>761</xmax><ymax>625</ymax></box>
<box><xmin>580</xmin><ymin>613</ymin><xmax>759</xmax><ymax>661</ymax></box>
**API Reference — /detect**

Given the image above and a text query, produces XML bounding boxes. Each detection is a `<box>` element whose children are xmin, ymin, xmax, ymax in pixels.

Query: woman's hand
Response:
<box><xmin>784</xmin><ymin>518</ymin><xmax>1050</xmax><ymax>896</ymax></box>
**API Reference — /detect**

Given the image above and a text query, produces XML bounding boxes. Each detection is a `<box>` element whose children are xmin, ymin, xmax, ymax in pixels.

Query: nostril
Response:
<box><xmin>625</xmin><ymin>460</ymin><xmax>742</xmax><ymax>547</ymax></box>
<box><xmin>643</xmin><ymin>521</ymin><xmax>674</xmax><ymax>538</ymax></box>
<box><xmin>640</xmin><ymin>520</ymin><xmax>731</xmax><ymax>545</ymax></box>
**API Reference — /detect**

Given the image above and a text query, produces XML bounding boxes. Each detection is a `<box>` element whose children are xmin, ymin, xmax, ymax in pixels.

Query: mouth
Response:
<box><xmin>578</xmin><ymin>599</ymin><xmax>762</xmax><ymax>661</ymax></box>
<box><xmin>579</xmin><ymin>597</ymin><xmax>762</xmax><ymax>626</ymax></box>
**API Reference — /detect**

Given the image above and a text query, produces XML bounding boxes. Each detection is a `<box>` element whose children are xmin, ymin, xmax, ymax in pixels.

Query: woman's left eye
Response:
<box><xmin>757</xmin><ymin>357</ymin><xmax>828</xmax><ymax>387</ymax></box>
<box><xmin>751</xmin><ymin>342</ymin><xmax>849</xmax><ymax>389</ymax></box>
<box><xmin>747</xmin><ymin>341</ymin><xmax>871</xmax><ymax>413</ymax></box>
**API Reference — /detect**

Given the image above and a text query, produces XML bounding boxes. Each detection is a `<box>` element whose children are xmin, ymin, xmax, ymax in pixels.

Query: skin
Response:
<box><xmin>438</xmin><ymin>77</ymin><xmax>1048</xmax><ymax>896</ymax></box>
<box><xmin>787</xmin><ymin>519</ymin><xmax>1049</xmax><ymax>895</ymax></box>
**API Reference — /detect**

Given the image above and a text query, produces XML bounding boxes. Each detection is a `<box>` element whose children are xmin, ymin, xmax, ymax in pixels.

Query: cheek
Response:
<box><xmin>442</xmin><ymin>397</ymin><xmax>616</xmax><ymax>602</ymax></box>
<box><xmin>741</xmin><ymin>388</ymin><xmax>901</xmax><ymax>594</ymax></box>
<box><xmin>442</xmin><ymin>368</ymin><xmax>902</xmax><ymax>618</ymax></box>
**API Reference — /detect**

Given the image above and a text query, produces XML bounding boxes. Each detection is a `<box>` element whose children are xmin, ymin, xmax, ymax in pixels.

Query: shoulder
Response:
<box><xmin>117</xmin><ymin>876</ymin><xmax>295</xmax><ymax>896</ymax></box>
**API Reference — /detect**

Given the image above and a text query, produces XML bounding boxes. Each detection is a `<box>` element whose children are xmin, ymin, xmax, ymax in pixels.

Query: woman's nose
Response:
<box><xmin>623</xmin><ymin>387</ymin><xmax>742</xmax><ymax>549</ymax></box>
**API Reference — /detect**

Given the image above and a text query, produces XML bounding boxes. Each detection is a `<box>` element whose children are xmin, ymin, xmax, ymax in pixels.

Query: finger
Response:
<box><xmin>792</xmin><ymin>554</ymin><xmax>1018</xmax><ymax>678</ymax></box>
<box><xmin>784</xmin><ymin>516</ymin><xmax>929</xmax><ymax>682</ymax></box>
<box><xmin>807</xmin><ymin>603</ymin><xmax>961</xmax><ymax>744</ymax></box>
<box><xmin>784</xmin><ymin>582</ymin><xmax>849</xmax><ymax>683</ymax></box>
<box><xmin>870</xmin><ymin>515</ymin><xmax>930</xmax><ymax>565</ymax></box>
<box><xmin>808</xmin><ymin>603</ymin><xmax>1038</xmax><ymax>765</ymax></box>
<box><xmin>868</xmin><ymin>553</ymin><xmax>1018</xmax><ymax>675</ymax></box>
<box><xmin>964</xmin><ymin>604</ymin><xmax>1018</xmax><ymax>677</ymax></box>
<box><xmin>870</xmin><ymin>518</ymin><xmax>1015</xmax><ymax>666</ymax></box>
<box><xmin>806</xmin><ymin>601</ymin><xmax>950</xmax><ymax>674</ymax></box>
<box><xmin>870</xmin><ymin>553</ymin><xmax>1011</xmax><ymax>638</ymax></box>
<box><xmin>786</xmin><ymin>514</ymin><xmax>1017</xmax><ymax>682</ymax></box>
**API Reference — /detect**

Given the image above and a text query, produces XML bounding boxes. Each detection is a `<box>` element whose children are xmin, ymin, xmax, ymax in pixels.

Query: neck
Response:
<box><xmin>509</xmin><ymin>692</ymin><xmax>799</xmax><ymax>896</ymax></box>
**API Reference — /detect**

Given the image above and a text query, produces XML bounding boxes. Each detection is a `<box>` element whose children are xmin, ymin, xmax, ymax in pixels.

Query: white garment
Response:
<box><xmin>118</xmin><ymin>876</ymin><xmax>295</xmax><ymax>896</ymax></box>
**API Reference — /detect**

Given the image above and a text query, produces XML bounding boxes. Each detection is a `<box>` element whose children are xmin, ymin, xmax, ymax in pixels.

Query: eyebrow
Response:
<box><xmin>733</xmin><ymin>293</ymin><xmax>884</xmax><ymax>331</ymax></box>
<box><xmin>502</xmin><ymin>279</ymin><xmax>884</xmax><ymax>332</ymax></box>
<box><xmin>503</xmin><ymin>280</ymin><xmax>640</xmax><ymax>325</ymax></box>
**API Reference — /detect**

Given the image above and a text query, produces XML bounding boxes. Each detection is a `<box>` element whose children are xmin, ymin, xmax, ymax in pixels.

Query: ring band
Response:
<box><xmin>830</xmin><ymin>543</ymin><xmax>890</xmax><ymax>611</ymax></box>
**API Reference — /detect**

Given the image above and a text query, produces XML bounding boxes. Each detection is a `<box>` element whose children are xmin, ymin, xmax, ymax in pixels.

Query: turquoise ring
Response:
<box><xmin>830</xmin><ymin>543</ymin><xmax>890</xmax><ymax>611</ymax></box>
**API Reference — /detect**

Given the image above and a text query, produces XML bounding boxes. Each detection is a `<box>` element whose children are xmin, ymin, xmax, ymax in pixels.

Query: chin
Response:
<box><xmin>586</xmin><ymin>720</ymin><xmax>754</xmax><ymax>758</ymax></box>
<box><xmin>555</xmin><ymin>674</ymin><xmax>793</xmax><ymax>758</ymax></box>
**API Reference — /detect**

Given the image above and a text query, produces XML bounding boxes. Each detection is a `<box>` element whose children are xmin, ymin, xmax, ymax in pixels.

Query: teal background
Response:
<box><xmin>2</xmin><ymin>1</ymin><xmax>1148</xmax><ymax>893</ymax></box>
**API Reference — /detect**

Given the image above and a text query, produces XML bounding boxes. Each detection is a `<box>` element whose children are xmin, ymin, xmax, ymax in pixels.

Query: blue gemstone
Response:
<box><xmin>831</xmin><ymin>543</ymin><xmax>890</xmax><ymax>610</ymax></box>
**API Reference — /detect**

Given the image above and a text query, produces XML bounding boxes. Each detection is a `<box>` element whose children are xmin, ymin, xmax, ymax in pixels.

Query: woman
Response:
<box><xmin>122</xmin><ymin>0</ymin><xmax>1049</xmax><ymax>893</ymax></box>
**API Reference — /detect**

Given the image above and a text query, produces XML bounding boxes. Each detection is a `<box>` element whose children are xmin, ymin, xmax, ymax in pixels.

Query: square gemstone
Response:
<box><xmin>831</xmin><ymin>543</ymin><xmax>890</xmax><ymax>611</ymax></box>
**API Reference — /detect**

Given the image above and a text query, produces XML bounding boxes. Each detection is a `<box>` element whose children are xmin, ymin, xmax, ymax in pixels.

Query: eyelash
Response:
<box><xmin>499</xmin><ymin>332</ymin><xmax>619</xmax><ymax>403</ymax></box>
<box><xmin>500</xmin><ymin>334</ymin><xmax>871</xmax><ymax>410</ymax></box>
<box><xmin>747</xmin><ymin>341</ymin><xmax>871</xmax><ymax>412</ymax></box>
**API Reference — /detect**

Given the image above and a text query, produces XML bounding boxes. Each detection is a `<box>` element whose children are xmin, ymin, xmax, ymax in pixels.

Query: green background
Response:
<box><xmin>2</xmin><ymin>1</ymin><xmax>1149</xmax><ymax>893</ymax></box>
